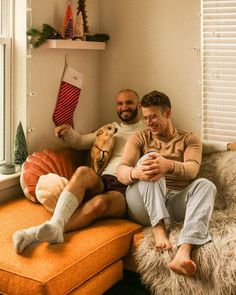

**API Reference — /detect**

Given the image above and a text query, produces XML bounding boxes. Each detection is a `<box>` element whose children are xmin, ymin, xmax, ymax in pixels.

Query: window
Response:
<box><xmin>202</xmin><ymin>0</ymin><xmax>236</xmax><ymax>143</ymax></box>
<box><xmin>0</xmin><ymin>0</ymin><xmax>12</xmax><ymax>164</ymax></box>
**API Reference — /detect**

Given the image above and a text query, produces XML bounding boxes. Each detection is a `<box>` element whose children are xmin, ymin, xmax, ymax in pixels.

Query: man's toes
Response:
<box><xmin>13</xmin><ymin>232</ymin><xmax>25</xmax><ymax>253</ymax></box>
<box><xmin>183</xmin><ymin>260</ymin><xmax>196</xmax><ymax>275</ymax></box>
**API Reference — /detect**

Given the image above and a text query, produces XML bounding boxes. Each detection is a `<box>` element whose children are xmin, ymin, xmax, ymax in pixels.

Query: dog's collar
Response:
<box><xmin>95</xmin><ymin>144</ymin><xmax>109</xmax><ymax>163</ymax></box>
<box><xmin>94</xmin><ymin>144</ymin><xmax>109</xmax><ymax>153</ymax></box>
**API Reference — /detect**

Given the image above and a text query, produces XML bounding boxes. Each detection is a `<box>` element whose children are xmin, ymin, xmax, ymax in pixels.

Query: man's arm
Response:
<box><xmin>130</xmin><ymin>152</ymin><xmax>174</xmax><ymax>183</ymax></box>
<box><xmin>118</xmin><ymin>132</ymin><xmax>202</xmax><ymax>185</ymax></box>
<box><xmin>227</xmin><ymin>141</ymin><xmax>236</xmax><ymax>151</ymax></box>
<box><xmin>55</xmin><ymin>124</ymin><xmax>97</xmax><ymax>150</ymax></box>
<box><xmin>117</xmin><ymin>133</ymin><xmax>142</xmax><ymax>185</ymax></box>
<box><xmin>118</xmin><ymin>149</ymin><xmax>175</xmax><ymax>185</ymax></box>
<box><xmin>116</xmin><ymin>130</ymin><xmax>173</xmax><ymax>184</ymax></box>
<box><xmin>170</xmin><ymin>133</ymin><xmax>202</xmax><ymax>180</ymax></box>
<box><xmin>203</xmin><ymin>140</ymin><xmax>236</xmax><ymax>155</ymax></box>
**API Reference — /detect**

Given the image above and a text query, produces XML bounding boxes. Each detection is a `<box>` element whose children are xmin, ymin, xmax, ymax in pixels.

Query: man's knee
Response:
<box><xmin>73</xmin><ymin>166</ymin><xmax>94</xmax><ymax>178</ymax></box>
<box><xmin>71</xmin><ymin>166</ymin><xmax>100</xmax><ymax>186</ymax></box>
<box><xmin>137</xmin><ymin>151</ymin><xmax>159</xmax><ymax>166</ymax></box>
<box><xmin>85</xmin><ymin>197</ymin><xmax>108</xmax><ymax>218</ymax></box>
<box><xmin>196</xmin><ymin>178</ymin><xmax>216</xmax><ymax>192</ymax></box>
<box><xmin>192</xmin><ymin>178</ymin><xmax>217</xmax><ymax>203</ymax></box>
<box><xmin>92</xmin><ymin>193</ymin><xmax>127</xmax><ymax>217</ymax></box>
<box><xmin>93</xmin><ymin>197</ymin><xmax>108</xmax><ymax>215</ymax></box>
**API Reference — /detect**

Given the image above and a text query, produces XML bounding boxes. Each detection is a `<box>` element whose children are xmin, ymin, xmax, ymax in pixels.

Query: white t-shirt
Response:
<box><xmin>63</xmin><ymin>121</ymin><xmax>145</xmax><ymax>176</ymax></box>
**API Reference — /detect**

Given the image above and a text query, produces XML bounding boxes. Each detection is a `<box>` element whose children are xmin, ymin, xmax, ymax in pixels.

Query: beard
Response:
<box><xmin>117</xmin><ymin>107</ymin><xmax>138</xmax><ymax>122</ymax></box>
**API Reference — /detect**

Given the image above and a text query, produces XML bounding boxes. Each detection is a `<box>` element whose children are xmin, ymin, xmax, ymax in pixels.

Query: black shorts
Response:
<box><xmin>101</xmin><ymin>175</ymin><xmax>127</xmax><ymax>196</ymax></box>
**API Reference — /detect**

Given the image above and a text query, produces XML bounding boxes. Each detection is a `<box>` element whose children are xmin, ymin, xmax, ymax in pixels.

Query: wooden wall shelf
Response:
<box><xmin>42</xmin><ymin>39</ymin><xmax>106</xmax><ymax>50</ymax></box>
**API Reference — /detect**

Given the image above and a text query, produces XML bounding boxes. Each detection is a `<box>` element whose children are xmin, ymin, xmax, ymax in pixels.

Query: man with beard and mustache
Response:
<box><xmin>13</xmin><ymin>89</ymin><xmax>145</xmax><ymax>254</ymax></box>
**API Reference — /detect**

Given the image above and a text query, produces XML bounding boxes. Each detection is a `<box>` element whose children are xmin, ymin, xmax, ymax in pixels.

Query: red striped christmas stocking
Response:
<box><xmin>53</xmin><ymin>64</ymin><xmax>83</xmax><ymax>128</ymax></box>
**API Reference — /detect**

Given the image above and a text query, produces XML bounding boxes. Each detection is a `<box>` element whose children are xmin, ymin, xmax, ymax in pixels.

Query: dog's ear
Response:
<box><xmin>97</xmin><ymin>129</ymin><xmax>104</xmax><ymax>136</ymax></box>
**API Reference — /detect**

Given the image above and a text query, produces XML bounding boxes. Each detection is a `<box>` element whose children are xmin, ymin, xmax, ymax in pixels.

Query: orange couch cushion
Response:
<box><xmin>70</xmin><ymin>260</ymin><xmax>123</xmax><ymax>295</ymax></box>
<box><xmin>0</xmin><ymin>197</ymin><xmax>142</xmax><ymax>295</ymax></box>
<box><xmin>123</xmin><ymin>231</ymin><xmax>144</xmax><ymax>271</ymax></box>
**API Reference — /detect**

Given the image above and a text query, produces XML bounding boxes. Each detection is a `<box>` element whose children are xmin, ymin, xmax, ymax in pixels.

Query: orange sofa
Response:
<box><xmin>0</xmin><ymin>149</ymin><xmax>143</xmax><ymax>295</ymax></box>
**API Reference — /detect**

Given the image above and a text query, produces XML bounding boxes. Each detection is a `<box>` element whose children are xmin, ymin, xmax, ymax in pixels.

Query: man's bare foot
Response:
<box><xmin>153</xmin><ymin>221</ymin><xmax>172</xmax><ymax>251</ymax></box>
<box><xmin>168</xmin><ymin>244</ymin><xmax>196</xmax><ymax>276</ymax></box>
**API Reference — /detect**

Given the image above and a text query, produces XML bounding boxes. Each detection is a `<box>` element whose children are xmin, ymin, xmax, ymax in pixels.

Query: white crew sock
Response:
<box><xmin>36</xmin><ymin>191</ymin><xmax>79</xmax><ymax>244</ymax></box>
<box><xmin>13</xmin><ymin>225</ymin><xmax>41</xmax><ymax>254</ymax></box>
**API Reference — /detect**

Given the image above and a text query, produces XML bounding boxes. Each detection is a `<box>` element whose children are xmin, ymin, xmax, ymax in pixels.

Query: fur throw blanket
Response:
<box><xmin>134</xmin><ymin>151</ymin><xmax>236</xmax><ymax>295</ymax></box>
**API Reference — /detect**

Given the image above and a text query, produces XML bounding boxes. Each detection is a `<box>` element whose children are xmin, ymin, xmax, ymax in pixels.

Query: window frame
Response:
<box><xmin>0</xmin><ymin>0</ymin><xmax>13</xmax><ymax>165</ymax></box>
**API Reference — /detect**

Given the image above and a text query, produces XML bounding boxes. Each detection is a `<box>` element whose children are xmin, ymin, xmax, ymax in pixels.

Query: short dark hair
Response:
<box><xmin>141</xmin><ymin>90</ymin><xmax>171</xmax><ymax>110</ymax></box>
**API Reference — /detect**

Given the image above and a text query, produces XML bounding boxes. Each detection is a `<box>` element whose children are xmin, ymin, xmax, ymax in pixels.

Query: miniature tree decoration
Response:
<box><xmin>13</xmin><ymin>122</ymin><xmax>28</xmax><ymax>166</ymax></box>
<box><xmin>62</xmin><ymin>2</ymin><xmax>75</xmax><ymax>39</ymax></box>
<box><xmin>77</xmin><ymin>0</ymin><xmax>89</xmax><ymax>34</ymax></box>
<box><xmin>74</xmin><ymin>11</ymin><xmax>84</xmax><ymax>39</ymax></box>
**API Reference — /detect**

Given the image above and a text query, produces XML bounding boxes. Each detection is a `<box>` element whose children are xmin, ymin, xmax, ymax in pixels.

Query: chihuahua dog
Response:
<box><xmin>90</xmin><ymin>124</ymin><xmax>117</xmax><ymax>174</ymax></box>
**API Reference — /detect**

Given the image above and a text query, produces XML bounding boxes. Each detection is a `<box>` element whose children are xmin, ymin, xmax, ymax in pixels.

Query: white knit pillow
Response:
<box><xmin>35</xmin><ymin>173</ymin><xmax>68</xmax><ymax>212</ymax></box>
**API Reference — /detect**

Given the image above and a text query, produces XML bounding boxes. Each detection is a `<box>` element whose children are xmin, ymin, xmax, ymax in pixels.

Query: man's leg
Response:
<box><xmin>13</xmin><ymin>166</ymin><xmax>104</xmax><ymax>254</ymax></box>
<box><xmin>167</xmin><ymin>178</ymin><xmax>216</xmax><ymax>275</ymax></box>
<box><xmin>36</xmin><ymin>166</ymin><xmax>104</xmax><ymax>243</ymax></box>
<box><xmin>126</xmin><ymin>178</ymin><xmax>172</xmax><ymax>251</ymax></box>
<box><xmin>65</xmin><ymin>190</ymin><xmax>127</xmax><ymax>232</ymax></box>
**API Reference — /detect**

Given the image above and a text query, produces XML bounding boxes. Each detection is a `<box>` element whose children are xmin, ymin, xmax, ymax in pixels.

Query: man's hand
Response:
<box><xmin>55</xmin><ymin>124</ymin><xmax>71</xmax><ymax>139</ymax></box>
<box><xmin>227</xmin><ymin>141</ymin><xmax>236</xmax><ymax>151</ymax></box>
<box><xmin>133</xmin><ymin>153</ymin><xmax>174</xmax><ymax>182</ymax></box>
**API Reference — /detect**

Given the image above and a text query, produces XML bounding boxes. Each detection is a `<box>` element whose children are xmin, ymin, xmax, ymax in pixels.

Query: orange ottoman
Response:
<box><xmin>0</xmin><ymin>196</ymin><xmax>142</xmax><ymax>295</ymax></box>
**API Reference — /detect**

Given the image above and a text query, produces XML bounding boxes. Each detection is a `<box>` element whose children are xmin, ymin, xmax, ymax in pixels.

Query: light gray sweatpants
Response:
<box><xmin>126</xmin><ymin>172</ymin><xmax>216</xmax><ymax>246</ymax></box>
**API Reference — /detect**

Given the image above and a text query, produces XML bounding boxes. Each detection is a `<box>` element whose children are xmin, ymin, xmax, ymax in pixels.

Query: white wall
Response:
<box><xmin>15</xmin><ymin>0</ymin><xmax>102</xmax><ymax>154</ymax></box>
<box><xmin>98</xmin><ymin>0</ymin><xmax>202</xmax><ymax>134</ymax></box>
<box><xmin>15</xmin><ymin>0</ymin><xmax>202</xmax><ymax>154</ymax></box>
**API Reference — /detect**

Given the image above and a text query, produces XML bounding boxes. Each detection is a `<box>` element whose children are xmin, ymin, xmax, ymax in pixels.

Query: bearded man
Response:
<box><xmin>13</xmin><ymin>89</ymin><xmax>145</xmax><ymax>254</ymax></box>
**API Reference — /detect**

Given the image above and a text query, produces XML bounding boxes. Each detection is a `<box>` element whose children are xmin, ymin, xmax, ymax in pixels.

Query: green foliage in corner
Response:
<box><xmin>85</xmin><ymin>34</ymin><xmax>110</xmax><ymax>42</ymax></box>
<box><xmin>26</xmin><ymin>23</ymin><xmax>63</xmax><ymax>48</ymax></box>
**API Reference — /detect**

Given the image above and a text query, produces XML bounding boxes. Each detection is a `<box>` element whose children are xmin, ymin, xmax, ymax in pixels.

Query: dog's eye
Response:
<box><xmin>108</xmin><ymin>126</ymin><xmax>111</xmax><ymax>130</ymax></box>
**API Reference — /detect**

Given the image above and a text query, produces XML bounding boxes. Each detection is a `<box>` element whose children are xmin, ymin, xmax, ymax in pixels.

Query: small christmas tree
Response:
<box><xmin>77</xmin><ymin>0</ymin><xmax>89</xmax><ymax>34</ymax></box>
<box><xmin>13</xmin><ymin>122</ymin><xmax>28</xmax><ymax>165</ymax></box>
<box><xmin>62</xmin><ymin>2</ymin><xmax>75</xmax><ymax>39</ymax></box>
<box><xmin>74</xmin><ymin>11</ymin><xmax>84</xmax><ymax>39</ymax></box>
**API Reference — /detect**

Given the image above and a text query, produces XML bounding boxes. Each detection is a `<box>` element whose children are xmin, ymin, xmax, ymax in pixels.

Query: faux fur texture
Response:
<box><xmin>198</xmin><ymin>151</ymin><xmax>236</xmax><ymax>211</ymax></box>
<box><xmin>134</xmin><ymin>151</ymin><xmax>236</xmax><ymax>295</ymax></box>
